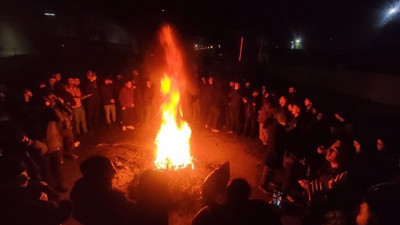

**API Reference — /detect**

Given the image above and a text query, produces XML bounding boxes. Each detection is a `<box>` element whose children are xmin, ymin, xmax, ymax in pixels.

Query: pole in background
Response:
<box><xmin>238</xmin><ymin>36</ymin><xmax>244</xmax><ymax>61</ymax></box>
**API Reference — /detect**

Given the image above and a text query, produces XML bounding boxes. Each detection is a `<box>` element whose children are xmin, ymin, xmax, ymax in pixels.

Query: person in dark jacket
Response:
<box><xmin>70</xmin><ymin>156</ymin><xmax>135</xmax><ymax>225</ymax></box>
<box><xmin>142</xmin><ymin>79</ymin><xmax>154</xmax><ymax>126</ymax></box>
<box><xmin>84</xmin><ymin>71</ymin><xmax>101</xmax><ymax>130</ymax></box>
<box><xmin>228</xmin><ymin>82</ymin><xmax>243</xmax><ymax>135</ymax></box>
<box><xmin>119</xmin><ymin>80</ymin><xmax>135</xmax><ymax>131</ymax></box>
<box><xmin>203</xmin><ymin>76</ymin><xmax>215</xmax><ymax>129</ymax></box>
<box><xmin>42</xmin><ymin>93</ymin><xmax>68</xmax><ymax>192</ymax></box>
<box><xmin>206</xmin><ymin>80</ymin><xmax>225</xmax><ymax>133</ymax></box>
<box><xmin>243</xmin><ymin>89</ymin><xmax>260</xmax><ymax>138</ymax></box>
<box><xmin>259</xmin><ymin>111</ymin><xmax>287</xmax><ymax>194</ymax></box>
<box><xmin>100</xmin><ymin>77</ymin><xmax>116</xmax><ymax>127</ymax></box>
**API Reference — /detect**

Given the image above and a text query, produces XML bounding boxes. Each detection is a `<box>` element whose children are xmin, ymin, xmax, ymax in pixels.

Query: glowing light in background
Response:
<box><xmin>380</xmin><ymin>3</ymin><xmax>400</xmax><ymax>26</ymax></box>
<box><xmin>44</xmin><ymin>12</ymin><xmax>56</xmax><ymax>16</ymax></box>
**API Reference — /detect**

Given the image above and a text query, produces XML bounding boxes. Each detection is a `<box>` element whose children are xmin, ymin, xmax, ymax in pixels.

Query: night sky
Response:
<box><xmin>2</xmin><ymin>0</ymin><xmax>398</xmax><ymax>49</ymax></box>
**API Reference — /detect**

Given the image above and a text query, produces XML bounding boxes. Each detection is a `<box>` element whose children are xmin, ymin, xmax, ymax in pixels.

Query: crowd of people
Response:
<box><xmin>0</xmin><ymin>68</ymin><xmax>400</xmax><ymax>225</ymax></box>
<box><xmin>191</xmin><ymin>75</ymin><xmax>400</xmax><ymax>225</ymax></box>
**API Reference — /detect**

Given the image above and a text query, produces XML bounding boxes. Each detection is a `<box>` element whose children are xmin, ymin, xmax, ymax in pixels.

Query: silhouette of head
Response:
<box><xmin>138</xmin><ymin>170</ymin><xmax>169</xmax><ymax>207</ymax></box>
<box><xmin>80</xmin><ymin>156</ymin><xmax>116</xmax><ymax>187</ymax></box>
<box><xmin>226</xmin><ymin>178</ymin><xmax>251</xmax><ymax>206</ymax></box>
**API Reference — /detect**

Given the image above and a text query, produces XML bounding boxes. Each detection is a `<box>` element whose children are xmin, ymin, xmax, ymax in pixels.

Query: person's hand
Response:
<box><xmin>121</xmin><ymin>107</ymin><xmax>126</xmax><ymax>110</ymax></box>
<box><xmin>57</xmin><ymin>97</ymin><xmax>64</xmax><ymax>104</ymax></box>
<box><xmin>328</xmin><ymin>171</ymin><xmax>347</xmax><ymax>189</ymax></box>
<box><xmin>110</xmin><ymin>99</ymin><xmax>115</xmax><ymax>104</ymax></box>
<box><xmin>317</xmin><ymin>146</ymin><xmax>325</xmax><ymax>154</ymax></box>
<box><xmin>298</xmin><ymin>180</ymin><xmax>309</xmax><ymax>189</ymax></box>
<box><xmin>39</xmin><ymin>192</ymin><xmax>48</xmax><ymax>201</ymax></box>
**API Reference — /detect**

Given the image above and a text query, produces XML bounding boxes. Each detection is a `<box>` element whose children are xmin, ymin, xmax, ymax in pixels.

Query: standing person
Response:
<box><xmin>259</xmin><ymin>112</ymin><xmax>287</xmax><ymax>194</ymax></box>
<box><xmin>206</xmin><ymin>81</ymin><xmax>224</xmax><ymax>133</ymax></box>
<box><xmin>100</xmin><ymin>77</ymin><xmax>116</xmax><ymax>128</ymax></box>
<box><xmin>65</xmin><ymin>78</ymin><xmax>88</xmax><ymax>137</ymax></box>
<box><xmin>225</xmin><ymin>81</ymin><xmax>235</xmax><ymax>128</ymax></box>
<box><xmin>84</xmin><ymin>71</ymin><xmax>101</xmax><ymax>131</ymax></box>
<box><xmin>142</xmin><ymin>79</ymin><xmax>154</xmax><ymax>126</ymax></box>
<box><xmin>132</xmin><ymin>69</ymin><xmax>143</xmax><ymax>125</ymax></box>
<box><xmin>202</xmin><ymin>76</ymin><xmax>214</xmax><ymax>128</ymax></box>
<box><xmin>243</xmin><ymin>89</ymin><xmax>260</xmax><ymax>138</ymax></box>
<box><xmin>118</xmin><ymin>80</ymin><xmax>135</xmax><ymax>131</ymax></box>
<box><xmin>42</xmin><ymin>94</ymin><xmax>67</xmax><ymax>193</ymax></box>
<box><xmin>228</xmin><ymin>82</ymin><xmax>243</xmax><ymax>135</ymax></box>
<box><xmin>243</xmin><ymin>81</ymin><xmax>252</xmax><ymax>99</ymax></box>
<box><xmin>115</xmin><ymin>74</ymin><xmax>124</xmax><ymax>123</ymax></box>
<box><xmin>53</xmin><ymin>73</ymin><xmax>64</xmax><ymax>96</ymax></box>
<box><xmin>199</xmin><ymin>76</ymin><xmax>208</xmax><ymax>123</ymax></box>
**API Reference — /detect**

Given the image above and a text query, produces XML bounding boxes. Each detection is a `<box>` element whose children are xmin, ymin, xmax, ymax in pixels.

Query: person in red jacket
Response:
<box><xmin>118</xmin><ymin>80</ymin><xmax>135</xmax><ymax>131</ymax></box>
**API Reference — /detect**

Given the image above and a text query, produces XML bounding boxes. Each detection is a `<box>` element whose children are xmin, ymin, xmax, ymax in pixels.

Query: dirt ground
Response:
<box><xmin>60</xmin><ymin>122</ymin><xmax>301</xmax><ymax>225</ymax></box>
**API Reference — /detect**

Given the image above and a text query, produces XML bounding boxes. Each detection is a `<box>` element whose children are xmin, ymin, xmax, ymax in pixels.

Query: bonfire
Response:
<box><xmin>154</xmin><ymin>25</ymin><xmax>193</xmax><ymax>170</ymax></box>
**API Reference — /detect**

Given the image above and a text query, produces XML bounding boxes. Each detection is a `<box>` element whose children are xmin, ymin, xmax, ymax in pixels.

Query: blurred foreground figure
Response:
<box><xmin>70</xmin><ymin>156</ymin><xmax>135</xmax><ymax>225</ymax></box>
<box><xmin>192</xmin><ymin>162</ymin><xmax>230</xmax><ymax>225</ymax></box>
<box><xmin>129</xmin><ymin>169</ymin><xmax>169</xmax><ymax>225</ymax></box>
<box><xmin>356</xmin><ymin>182</ymin><xmax>400</xmax><ymax>225</ymax></box>
<box><xmin>0</xmin><ymin>156</ymin><xmax>71</xmax><ymax>225</ymax></box>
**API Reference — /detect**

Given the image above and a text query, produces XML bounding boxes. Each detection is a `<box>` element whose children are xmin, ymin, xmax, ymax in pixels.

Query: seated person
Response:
<box><xmin>0</xmin><ymin>156</ymin><xmax>71</xmax><ymax>225</ymax></box>
<box><xmin>298</xmin><ymin>140</ymin><xmax>351</xmax><ymax>225</ymax></box>
<box><xmin>70</xmin><ymin>156</ymin><xmax>135</xmax><ymax>225</ymax></box>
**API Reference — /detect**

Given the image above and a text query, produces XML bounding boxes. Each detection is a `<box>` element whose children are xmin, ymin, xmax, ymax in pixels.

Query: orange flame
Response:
<box><xmin>154</xmin><ymin>25</ymin><xmax>193</xmax><ymax>170</ymax></box>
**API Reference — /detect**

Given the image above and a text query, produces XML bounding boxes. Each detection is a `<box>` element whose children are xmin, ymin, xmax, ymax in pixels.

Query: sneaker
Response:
<box><xmin>127</xmin><ymin>126</ymin><xmax>135</xmax><ymax>130</ymax></box>
<box><xmin>122</xmin><ymin>126</ymin><xmax>127</xmax><ymax>131</ymax></box>
<box><xmin>73</xmin><ymin>141</ymin><xmax>80</xmax><ymax>148</ymax></box>
<box><xmin>227</xmin><ymin>130</ymin><xmax>234</xmax><ymax>134</ymax></box>
<box><xmin>211</xmin><ymin>128</ymin><xmax>220</xmax><ymax>133</ymax></box>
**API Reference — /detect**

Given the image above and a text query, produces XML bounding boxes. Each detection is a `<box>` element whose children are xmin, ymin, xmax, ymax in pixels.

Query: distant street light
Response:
<box><xmin>388</xmin><ymin>6</ymin><xmax>398</xmax><ymax>16</ymax></box>
<box><xmin>44</xmin><ymin>12</ymin><xmax>56</xmax><ymax>16</ymax></box>
<box><xmin>295</xmin><ymin>39</ymin><xmax>301</xmax><ymax>44</ymax></box>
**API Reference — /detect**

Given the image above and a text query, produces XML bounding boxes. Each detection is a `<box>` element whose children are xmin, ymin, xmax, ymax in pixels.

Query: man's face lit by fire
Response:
<box><xmin>18</xmin><ymin>170</ymin><xmax>30</xmax><ymax>188</ymax></box>
<box><xmin>74</xmin><ymin>78</ymin><xmax>80</xmax><ymax>86</ymax></box>
<box><xmin>326</xmin><ymin>147</ymin><xmax>339</xmax><ymax>163</ymax></box>
<box><xmin>132</xmin><ymin>70</ymin><xmax>139</xmax><ymax>77</ymax></box>
<box><xmin>288</xmin><ymin>86</ymin><xmax>296</xmax><ymax>94</ymax></box>
<box><xmin>86</xmin><ymin>70</ymin><xmax>93</xmax><ymax>78</ymax></box>
<box><xmin>234</xmin><ymin>82</ymin><xmax>240</xmax><ymax>90</ymax></box>
<box><xmin>245</xmin><ymin>82</ymin><xmax>250</xmax><ymax>88</ymax></box>
<box><xmin>208</xmin><ymin>77</ymin><xmax>214</xmax><ymax>85</ymax></box>
<box><xmin>377</xmin><ymin>139</ymin><xmax>385</xmax><ymax>152</ymax></box>
<box><xmin>291</xmin><ymin>104</ymin><xmax>300</xmax><ymax>116</ymax></box>
<box><xmin>125</xmin><ymin>81</ymin><xmax>133</xmax><ymax>89</ymax></box>
<box><xmin>68</xmin><ymin>78</ymin><xmax>74</xmax><ymax>86</ymax></box>
<box><xmin>229</xmin><ymin>81</ymin><xmax>234</xmax><ymax>87</ymax></box>
<box><xmin>279</xmin><ymin>96</ymin><xmax>287</xmax><ymax>107</ymax></box>
<box><xmin>304</xmin><ymin>98</ymin><xmax>312</xmax><ymax>107</ymax></box>
<box><xmin>252</xmin><ymin>90</ymin><xmax>259</xmax><ymax>97</ymax></box>
<box><xmin>24</xmin><ymin>90</ymin><xmax>33</xmax><ymax>100</ymax></box>
<box><xmin>317</xmin><ymin>112</ymin><xmax>323</xmax><ymax>121</ymax></box>
<box><xmin>54</xmin><ymin>73</ymin><xmax>61</xmax><ymax>82</ymax></box>
<box><xmin>49</xmin><ymin>78</ymin><xmax>56</xmax><ymax>86</ymax></box>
